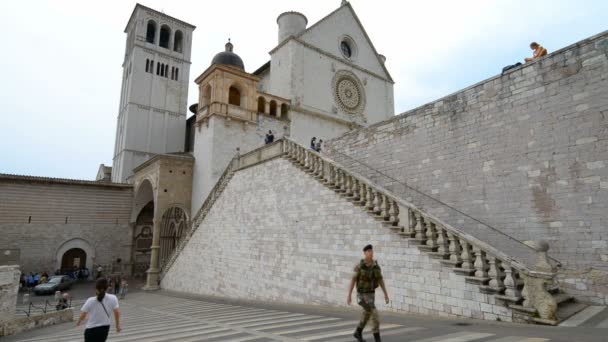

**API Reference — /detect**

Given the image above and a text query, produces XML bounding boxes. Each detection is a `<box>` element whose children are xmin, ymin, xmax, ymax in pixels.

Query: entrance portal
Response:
<box><xmin>61</xmin><ymin>248</ymin><xmax>87</xmax><ymax>272</ymax></box>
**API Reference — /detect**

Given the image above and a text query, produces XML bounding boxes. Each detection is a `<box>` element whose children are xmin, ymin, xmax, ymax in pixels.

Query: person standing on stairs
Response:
<box><xmin>347</xmin><ymin>244</ymin><xmax>389</xmax><ymax>342</ymax></box>
<box><xmin>77</xmin><ymin>277</ymin><xmax>122</xmax><ymax>342</ymax></box>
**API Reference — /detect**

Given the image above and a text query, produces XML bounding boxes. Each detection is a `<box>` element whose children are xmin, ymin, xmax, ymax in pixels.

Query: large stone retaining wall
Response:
<box><xmin>325</xmin><ymin>31</ymin><xmax>608</xmax><ymax>304</ymax></box>
<box><xmin>0</xmin><ymin>176</ymin><xmax>133</xmax><ymax>275</ymax></box>
<box><xmin>162</xmin><ymin>158</ymin><xmax>513</xmax><ymax>321</ymax></box>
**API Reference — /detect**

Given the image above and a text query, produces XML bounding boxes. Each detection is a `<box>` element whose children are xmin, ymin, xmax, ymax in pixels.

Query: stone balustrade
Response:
<box><xmin>160</xmin><ymin>138</ymin><xmax>562</xmax><ymax>323</ymax></box>
<box><xmin>282</xmin><ymin>138</ymin><xmax>560</xmax><ymax>322</ymax></box>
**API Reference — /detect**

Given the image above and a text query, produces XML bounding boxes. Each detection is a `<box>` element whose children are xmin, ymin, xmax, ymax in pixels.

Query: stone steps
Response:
<box><xmin>281</xmin><ymin>150</ymin><xmax>570</xmax><ymax>325</ymax></box>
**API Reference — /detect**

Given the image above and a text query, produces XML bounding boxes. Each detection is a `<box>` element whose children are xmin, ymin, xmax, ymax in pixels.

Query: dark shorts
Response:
<box><xmin>84</xmin><ymin>325</ymin><xmax>110</xmax><ymax>342</ymax></box>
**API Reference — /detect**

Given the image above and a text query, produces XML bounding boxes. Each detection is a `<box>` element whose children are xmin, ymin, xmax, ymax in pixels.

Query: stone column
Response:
<box><xmin>144</xmin><ymin>217</ymin><xmax>162</xmax><ymax>290</ymax></box>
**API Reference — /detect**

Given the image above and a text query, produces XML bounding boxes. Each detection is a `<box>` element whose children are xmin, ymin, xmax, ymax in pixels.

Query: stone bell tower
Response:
<box><xmin>111</xmin><ymin>4</ymin><xmax>196</xmax><ymax>183</ymax></box>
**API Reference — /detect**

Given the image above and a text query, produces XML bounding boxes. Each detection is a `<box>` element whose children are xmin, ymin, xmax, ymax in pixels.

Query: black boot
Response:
<box><xmin>353</xmin><ymin>327</ymin><xmax>366</xmax><ymax>342</ymax></box>
<box><xmin>373</xmin><ymin>332</ymin><xmax>381</xmax><ymax>342</ymax></box>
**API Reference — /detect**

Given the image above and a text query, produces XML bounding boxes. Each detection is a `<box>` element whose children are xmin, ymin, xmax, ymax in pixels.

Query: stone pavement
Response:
<box><xmin>5</xmin><ymin>291</ymin><xmax>607</xmax><ymax>342</ymax></box>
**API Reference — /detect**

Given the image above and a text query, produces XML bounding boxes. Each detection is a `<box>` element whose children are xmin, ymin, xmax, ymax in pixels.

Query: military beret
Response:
<box><xmin>363</xmin><ymin>244</ymin><xmax>373</xmax><ymax>252</ymax></box>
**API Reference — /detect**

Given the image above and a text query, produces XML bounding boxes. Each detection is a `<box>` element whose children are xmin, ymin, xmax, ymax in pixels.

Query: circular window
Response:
<box><xmin>332</xmin><ymin>70</ymin><xmax>365</xmax><ymax>114</ymax></box>
<box><xmin>340</xmin><ymin>41</ymin><xmax>352</xmax><ymax>58</ymax></box>
<box><xmin>339</xmin><ymin>36</ymin><xmax>357</xmax><ymax>60</ymax></box>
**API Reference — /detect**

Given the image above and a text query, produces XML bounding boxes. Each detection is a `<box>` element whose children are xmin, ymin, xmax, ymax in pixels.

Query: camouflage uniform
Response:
<box><xmin>354</xmin><ymin>259</ymin><xmax>383</xmax><ymax>334</ymax></box>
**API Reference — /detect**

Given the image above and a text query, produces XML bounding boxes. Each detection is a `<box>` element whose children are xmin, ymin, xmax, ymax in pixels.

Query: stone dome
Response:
<box><xmin>211</xmin><ymin>40</ymin><xmax>244</xmax><ymax>70</ymax></box>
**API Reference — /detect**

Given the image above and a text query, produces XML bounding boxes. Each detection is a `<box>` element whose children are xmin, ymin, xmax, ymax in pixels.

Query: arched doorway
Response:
<box><xmin>132</xmin><ymin>179</ymin><xmax>155</xmax><ymax>278</ymax></box>
<box><xmin>61</xmin><ymin>248</ymin><xmax>86</xmax><ymax>272</ymax></box>
<box><xmin>55</xmin><ymin>238</ymin><xmax>95</xmax><ymax>279</ymax></box>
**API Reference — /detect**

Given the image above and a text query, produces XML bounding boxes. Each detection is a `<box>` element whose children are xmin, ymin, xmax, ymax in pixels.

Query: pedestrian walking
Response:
<box><xmin>119</xmin><ymin>279</ymin><xmax>128</xmax><ymax>299</ymax></box>
<box><xmin>77</xmin><ymin>278</ymin><xmax>122</xmax><ymax>342</ymax></box>
<box><xmin>347</xmin><ymin>244</ymin><xmax>389</xmax><ymax>342</ymax></box>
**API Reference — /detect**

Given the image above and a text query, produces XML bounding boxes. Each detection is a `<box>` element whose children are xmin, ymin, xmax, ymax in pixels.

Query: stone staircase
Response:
<box><xmin>160</xmin><ymin>138</ymin><xmax>585</xmax><ymax>325</ymax></box>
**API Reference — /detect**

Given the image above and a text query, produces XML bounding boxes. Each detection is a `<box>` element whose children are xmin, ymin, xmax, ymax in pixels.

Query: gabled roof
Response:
<box><xmin>294</xmin><ymin>2</ymin><xmax>393</xmax><ymax>82</ymax></box>
<box><xmin>124</xmin><ymin>3</ymin><xmax>196</xmax><ymax>33</ymax></box>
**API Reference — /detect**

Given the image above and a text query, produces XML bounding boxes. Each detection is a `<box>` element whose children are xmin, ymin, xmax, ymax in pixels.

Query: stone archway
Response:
<box><xmin>56</xmin><ymin>238</ymin><xmax>95</xmax><ymax>278</ymax></box>
<box><xmin>61</xmin><ymin>248</ymin><xmax>86</xmax><ymax>271</ymax></box>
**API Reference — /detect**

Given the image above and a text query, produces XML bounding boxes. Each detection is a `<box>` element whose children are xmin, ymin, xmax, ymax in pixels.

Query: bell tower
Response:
<box><xmin>112</xmin><ymin>4</ymin><xmax>196</xmax><ymax>183</ymax></box>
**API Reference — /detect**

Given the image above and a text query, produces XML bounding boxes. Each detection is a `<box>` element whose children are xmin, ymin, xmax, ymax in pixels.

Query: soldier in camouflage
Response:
<box><xmin>347</xmin><ymin>244</ymin><xmax>389</xmax><ymax>342</ymax></box>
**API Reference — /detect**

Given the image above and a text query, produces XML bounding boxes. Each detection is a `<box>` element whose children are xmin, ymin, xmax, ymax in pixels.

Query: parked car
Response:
<box><xmin>33</xmin><ymin>275</ymin><xmax>74</xmax><ymax>295</ymax></box>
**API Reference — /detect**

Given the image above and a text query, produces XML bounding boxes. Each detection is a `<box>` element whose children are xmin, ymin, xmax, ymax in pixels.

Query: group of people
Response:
<box><xmin>310</xmin><ymin>137</ymin><xmax>323</xmax><ymax>152</ymax></box>
<box><xmin>20</xmin><ymin>272</ymin><xmax>49</xmax><ymax>289</ymax></box>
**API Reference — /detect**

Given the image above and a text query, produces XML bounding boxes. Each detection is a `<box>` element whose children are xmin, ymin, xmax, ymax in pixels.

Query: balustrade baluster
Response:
<box><xmin>345</xmin><ymin>175</ymin><xmax>353</xmax><ymax>196</ymax></box>
<box><xmin>388</xmin><ymin>200</ymin><xmax>398</xmax><ymax>226</ymax></box>
<box><xmin>338</xmin><ymin>170</ymin><xmax>346</xmax><ymax>192</ymax></box>
<box><xmin>366</xmin><ymin>186</ymin><xmax>374</xmax><ymax>211</ymax></box>
<box><xmin>426</xmin><ymin>221</ymin><xmax>438</xmax><ymax>249</ymax></box>
<box><xmin>487</xmin><ymin>256</ymin><xmax>505</xmax><ymax>292</ymax></box>
<box><xmin>414</xmin><ymin>212</ymin><xmax>425</xmax><ymax>240</ymax></box>
<box><xmin>448</xmin><ymin>232</ymin><xmax>462</xmax><ymax>264</ymax></box>
<box><xmin>372</xmin><ymin>190</ymin><xmax>381</xmax><ymax>214</ymax></box>
<box><xmin>358</xmin><ymin>181</ymin><xmax>366</xmax><ymax>205</ymax></box>
<box><xmin>328</xmin><ymin>165</ymin><xmax>336</xmax><ymax>186</ymax></box>
<box><xmin>473</xmin><ymin>246</ymin><xmax>489</xmax><ymax>278</ymax></box>
<box><xmin>351</xmin><ymin>178</ymin><xmax>360</xmax><ymax>200</ymax></box>
<box><xmin>316</xmin><ymin>158</ymin><xmax>324</xmax><ymax>178</ymax></box>
<box><xmin>503</xmin><ymin>263</ymin><xmax>521</xmax><ymax>298</ymax></box>
<box><xmin>379</xmin><ymin>194</ymin><xmax>389</xmax><ymax>220</ymax></box>
<box><xmin>436</xmin><ymin>225</ymin><xmax>449</xmax><ymax>257</ymax></box>
<box><xmin>459</xmin><ymin>239</ymin><xmax>474</xmax><ymax>272</ymax></box>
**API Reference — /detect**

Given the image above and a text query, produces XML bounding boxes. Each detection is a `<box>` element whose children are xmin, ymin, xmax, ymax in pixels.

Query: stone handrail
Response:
<box><xmin>282</xmin><ymin>138</ymin><xmax>559</xmax><ymax>321</ymax></box>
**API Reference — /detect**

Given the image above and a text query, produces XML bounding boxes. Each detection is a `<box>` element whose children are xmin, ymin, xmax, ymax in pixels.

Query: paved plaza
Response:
<box><xmin>6</xmin><ymin>288</ymin><xmax>607</xmax><ymax>342</ymax></box>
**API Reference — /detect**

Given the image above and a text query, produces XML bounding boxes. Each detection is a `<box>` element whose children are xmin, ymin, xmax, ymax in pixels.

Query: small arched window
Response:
<box><xmin>145</xmin><ymin>59</ymin><xmax>149</xmax><ymax>73</ymax></box>
<box><xmin>159</xmin><ymin>25</ymin><xmax>171</xmax><ymax>49</ymax></box>
<box><xmin>174</xmin><ymin>30</ymin><xmax>183</xmax><ymax>53</ymax></box>
<box><xmin>257</xmin><ymin>97</ymin><xmax>265</xmax><ymax>113</ymax></box>
<box><xmin>156</xmin><ymin>63</ymin><xmax>160</xmax><ymax>75</ymax></box>
<box><xmin>150</xmin><ymin>60</ymin><xmax>154</xmax><ymax>74</ymax></box>
<box><xmin>269</xmin><ymin>100</ymin><xmax>277</xmax><ymax>116</ymax></box>
<box><xmin>164</xmin><ymin>64</ymin><xmax>169</xmax><ymax>78</ymax></box>
<box><xmin>146</xmin><ymin>20</ymin><xmax>156</xmax><ymax>43</ymax></box>
<box><xmin>175</xmin><ymin>68</ymin><xmax>179</xmax><ymax>81</ymax></box>
<box><xmin>229</xmin><ymin>86</ymin><xmax>241</xmax><ymax>106</ymax></box>
<box><xmin>281</xmin><ymin>103</ymin><xmax>289</xmax><ymax>118</ymax></box>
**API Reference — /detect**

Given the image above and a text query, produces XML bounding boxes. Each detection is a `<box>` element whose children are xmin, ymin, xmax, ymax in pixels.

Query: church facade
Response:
<box><xmin>0</xmin><ymin>2</ymin><xmax>395</xmax><ymax>284</ymax></box>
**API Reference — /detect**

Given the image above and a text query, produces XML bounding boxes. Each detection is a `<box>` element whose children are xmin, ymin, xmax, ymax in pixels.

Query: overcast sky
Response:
<box><xmin>1</xmin><ymin>0</ymin><xmax>606</xmax><ymax>180</ymax></box>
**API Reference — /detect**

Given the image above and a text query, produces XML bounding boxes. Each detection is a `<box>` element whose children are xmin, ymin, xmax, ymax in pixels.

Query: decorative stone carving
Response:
<box><xmin>332</xmin><ymin>70</ymin><xmax>366</xmax><ymax>114</ymax></box>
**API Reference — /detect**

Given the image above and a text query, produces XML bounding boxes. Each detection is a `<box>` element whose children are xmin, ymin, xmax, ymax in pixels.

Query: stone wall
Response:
<box><xmin>162</xmin><ymin>158</ymin><xmax>513</xmax><ymax>322</ymax></box>
<box><xmin>0</xmin><ymin>266</ymin><xmax>20</xmax><ymax>326</ymax></box>
<box><xmin>1</xmin><ymin>309</ymin><xmax>73</xmax><ymax>337</ymax></box>
<box><xmin>324</xmin><ymin>31</ymin><xmax>608</xmax><ymax>304</ymax></box>
<box><xmin>0</xmin><ymin>176</ymin><xmax>133</xmax><ymax>275</ymax></box>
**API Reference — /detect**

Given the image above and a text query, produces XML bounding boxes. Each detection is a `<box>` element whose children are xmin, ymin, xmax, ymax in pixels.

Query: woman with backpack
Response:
<box><xmin>76</xmin><ymin>278</ymin><xmax>122</xmax><ymax>341</ymax></box>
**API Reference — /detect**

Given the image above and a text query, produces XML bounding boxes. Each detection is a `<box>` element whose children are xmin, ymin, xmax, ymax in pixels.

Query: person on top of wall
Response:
<box><xmin>525</xmin><ymin>42</ymin><xmax>548</xmax><ymax>63</ymax></box>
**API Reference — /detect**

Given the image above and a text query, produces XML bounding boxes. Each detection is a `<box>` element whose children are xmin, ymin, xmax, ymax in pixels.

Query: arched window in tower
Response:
<box><xmin>175</xmin><ymin>68</ymin><xmax>179</xmax><ymax>81</ymax></box>
<box><xmin>171</xmin><ymin>66</ymin><xmax>175</xmax><ymax>80</ymax></box>
<box><xmin>145</xmin><ymin>59</ymin><xmax>149</xmax><ymax>73</ymax></box>
<box><xmin>146</xmin><ymin>20</ymin><xmax>156</xmax><ymax>44</ymax></box>
<box><xmin>150</xmin><ymin>60</ymin><xmax>154</xmax><ymax>74</ymax></box>
<box><xmin>159</xmin><ymin>25</ymin><xmax>171</xmax><ymax>49</ymax></box>
<box><xmin>174</xmin><ymin>30</ymin><xmax>183</xmax><ymax>53</ymax></box>
<box><xmin>257</xmin><ymin>97</ymin><xmax>265</xmax><ymax>113</ymax></box>
<box><xmin>156</xmin><ymin>63</ymin><xmax>160</xmax><ymax>75</ymax></box>
<box><xmin>281</xmin><ymin>103</ymin><xmax>289</xmax><ymax>118</ymax></box>
<box><xmin>164</xmin><ymin>64</ymin><xmax>169</xmax><ymax>78</ymax></box>
<box><xmin>269</xmin><ymin>100</ymin><xmax>277</xmax><ymax>116</ymax></box>
<box><xmin>229</xmin><ymin>86</ymin><xmax>241</xmax><ymax>106</ymax></box>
